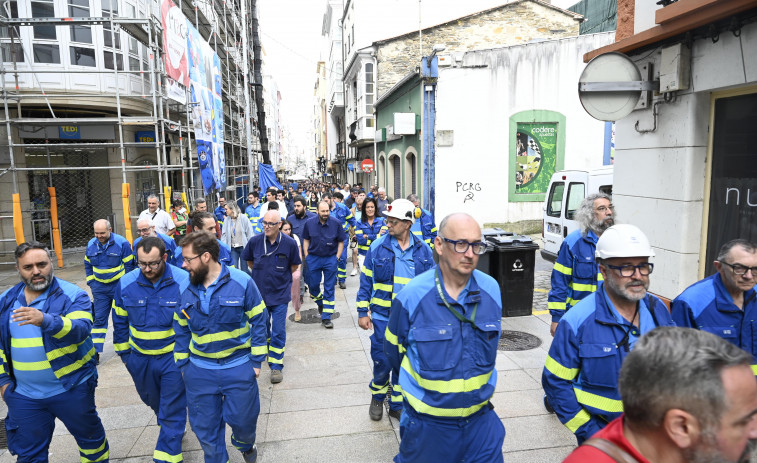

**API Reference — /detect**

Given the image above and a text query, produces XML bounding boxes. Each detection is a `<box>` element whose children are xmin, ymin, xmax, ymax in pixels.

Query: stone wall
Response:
<box><xmin>376</xmin><ymin>1</ymin><xmax>581</xmax><ymax>97</ymax></box>
<box><xmin>616</xmin><ymin>0</ymin><xmax>634</xmax><ymax>41</ymax></box>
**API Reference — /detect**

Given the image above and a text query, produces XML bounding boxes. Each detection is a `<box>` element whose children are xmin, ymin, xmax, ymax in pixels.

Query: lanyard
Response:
<box><xmin>263</xmin><ymin>233</ymin><xmax>281</xmax><ymax>257</ymax></box>
<box><xmin>435</xmin><ymin>270</ymin><xmax>478</xmax><ymax>328</ymax></box>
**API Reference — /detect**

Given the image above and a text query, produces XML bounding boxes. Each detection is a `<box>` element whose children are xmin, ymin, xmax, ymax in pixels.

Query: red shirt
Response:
<box><xmin>563</xmin><ymin>416</ymin><xmax>649</xmax><ymax>463</ymax></box>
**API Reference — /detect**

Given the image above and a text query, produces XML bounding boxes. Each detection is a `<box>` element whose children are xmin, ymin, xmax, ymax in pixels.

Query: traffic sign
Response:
<box><xmin>360</xmin><ymin>159</ymin><xmax>375</xmax><ymax>172</ymax></box>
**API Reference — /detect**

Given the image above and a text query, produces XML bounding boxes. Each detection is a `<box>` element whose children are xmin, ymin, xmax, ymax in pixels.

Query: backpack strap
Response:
<box><xmin>582</xmin><ymin>438</ymin><xmax>640</xmax><ymax>463</ymax></box>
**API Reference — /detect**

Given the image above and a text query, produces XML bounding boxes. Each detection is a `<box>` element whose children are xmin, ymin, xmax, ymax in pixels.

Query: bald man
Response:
<box><xmin>242</xmin><ymin>211</ymin><xmax>301</xmax><ymax>383</ymax></box>
<box><xmin>84</xmin><ymin>219</ymin><xmax>135</xmax><ymax>361</ymax></box>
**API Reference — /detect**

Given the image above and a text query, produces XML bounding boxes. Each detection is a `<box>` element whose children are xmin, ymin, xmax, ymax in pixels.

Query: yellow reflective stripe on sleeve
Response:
<box><xmin>129</xmin><ymin>340</ymin><xmax>175</xmax><ymax>356</ymax></box>
<box><xmin>751</xmin><ymin>365</ymin><xmax>757</xmax><ymax>375</ymax></box>
<box><xmin>544</xmin><ymin>355</ymin><xmax>579</xmax><ymax>380</ymax></box>
<box><xmin>113</xmin><ymin>342</ymin><xmax>130</xmax><ymax>353</ymax></box>
<box><xmin>358</xmin><ymin>245</ymin><xmax>369</xmax><ymax>251</ymax></box>
<box><xmin>401</xmin><ymin>357</ymin><xmax>491</xmax><ymax>393</ymax></box>
<box><xmin>113</xmin><ymin>305</ymin><xmax>128</xmax><ymax>317</ymax></box>
<box><xmin>370</xmin><ymin>297</ymin><xmax>391</xmax><ymax>308</ymax></box>
<box><xmin>47</xmin><ymin>340</ymin><xmax>86</xmax><ymax>361</ymax></box>
<box><xmin>412</xmin><ymin>231</ymin><xmax>422</xmax><ymax>236</ymax></box>
<box><xmin>251</xmin><ymin>345</ymin><xmax>268</xmax><ymax>355</ymax></box>
<box><xmin>574</xmin><ymin>388</ymin><xmax>624</xmax><ymax>413</ymax></box>
<box><xmin>129</xmin><ymin>325</ymin><xmax>174</xmax><ymax>340</ymax></box>
<box><xmin>153</xmin><ymin>449</ymin><xmax>182</xmax><ymax>463</ymax></box>
<box><xmin>191</xmin><ymin>326</ymin><xmax>248</xmax><ymax>344</ymax></box>
<box><xmin>384</xmin><ymin>328</ymin><xmax>406</xmax><ymax>354</ymax></box>
<box><xmin>547</xmin><ymin>301</ymin><xmax>567</xmax><ymax>311</ymax></box>
<box><xmin>11</xmin><ymin>337</ymin><xmax>43</xmax><ymax>348</ymax></box>
<box><xmin>354</xmin><ymin>230</ymin><xmax>364</xmax><ymax>235</ymax></box>
<box><xmin>565</xmin><ymin>408</ymin><xmax>592</xmax><ymax>433</ymax></box>
<box><xmin>86</xmin><ymin>275</ymin><xmax>95</xmax><ymax>282</ymax></box>
<box><xmin>53</xmin><ymin>317</ymin><xmax>73</xmax><ymax>339</ymax></box>
<box><xmin>403</xmin><ymin>389</ymin><xmax>488</xmax><ymax>418</ymax></box>
<box><xmin>597</xmin><ymin>273</ymin><xmax>604</xmax><ymax>281</ymax></box>
<box><xmin>67</xmin><ymin>311</ymin><xmax>93</xmax><ymax>321</ymax></box>
<box><xmin>189</xmin><ymin>340</ymin><xmax>251</xmax><ymax>358</ymax></box>
<box><xmin>356</xmin><ymin>301</ymin><xmax>369</xmax><ymax>308</ymax></box>
<box><xmin>174</xmin><ymin>352</ymin><xmax>189</xmax><ymax>362</ymax></box>
<box><xmin>55</xmin><ymin>347</ymin><xmax>95</xmax><ymax>377</ymax></box>
<box><xmin>13</xmin><ymin>359</ymin><xmax>51</xmax><ymax>371</ymax></box>
<box><xmin>374</xmin><ymin>283</ymin><xmax>392</xmax><ymax>292</ymax></box>
<box><xmin>430</xmin><ymin>227</ymin><xmax>438</xmax><ymax>232</ymax></box>
<box><xmin>570</xmin><ymin>282</ymin><xmax>597</xmax><ymax>292</ymax></box>
<box><xmin>93</xmin><ymin>265</ymin><xmax>124</xmax><ymax>274</ymax></box>
<box><xmin>122</xmin><ymin>254</ymin><xmax>134</xmax><ymax>262</ymax></box>
<box><xmin>268</xmin><ymin>345</ymin><xmax>285</xmax><ymax>354</ymax></box>
<box><xmin>554</xmin><ymin>263</ymin><xmax>572</xmax><ymax>276</ymax></box>
<box><xmin>84</xmin><ymin>256</ymin><xmax>91</xmax><ymax>263</ymax></box>
<box><xmin>393</xmin><ymin>276</ymin><xmax>411</xmax><ymax>285</ymax></box>
<box><xmin>246</xmin><ymin>301</ymin><xmax>266</xmax><ymax>319</ymax></box>
<box><xmin>362</xmin><ymin>267</ymin><xmax>373</xmax><ymax>278</ymax></box>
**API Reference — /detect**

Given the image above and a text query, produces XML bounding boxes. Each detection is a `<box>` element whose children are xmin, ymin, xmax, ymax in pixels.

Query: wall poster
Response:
<box><xmin>514</xmin><ymin>122</ymin><xmax>557</xmax><ymax>196</ymax></box>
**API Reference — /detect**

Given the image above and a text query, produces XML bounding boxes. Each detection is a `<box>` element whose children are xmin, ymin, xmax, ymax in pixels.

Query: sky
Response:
<box><xmin>257</xmin><ymin>0</ymin><xmax>578</xmax><ymax>160</ymax></box>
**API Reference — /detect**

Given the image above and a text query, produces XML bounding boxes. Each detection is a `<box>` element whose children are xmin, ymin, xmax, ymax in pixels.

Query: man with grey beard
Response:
<box><xmin>563</xmin><ymin>327</ymin><xmax>757</xmax><ymax>463</ymax></box>
<box><xmin>542</xmin><ymin>225</ymin><xmax>674</xmax><ymax>445</ymax></box>
<box><xmin>548</xmin><ymin>193</ymin><xmax>615</xmax><ymax>337</ymax></box>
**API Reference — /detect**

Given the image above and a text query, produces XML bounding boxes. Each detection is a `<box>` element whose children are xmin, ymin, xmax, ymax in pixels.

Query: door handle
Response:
<box><xmin>563</xmin><ymin>226</ymin><xmax>568</xmax><ymax>238</ymax></box>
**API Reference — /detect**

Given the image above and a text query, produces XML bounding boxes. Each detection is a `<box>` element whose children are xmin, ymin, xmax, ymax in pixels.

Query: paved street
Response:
<box><xmin>0</xmin><ymin>244</ymin><xmax>576</xmax><ymax>462</ymax></box>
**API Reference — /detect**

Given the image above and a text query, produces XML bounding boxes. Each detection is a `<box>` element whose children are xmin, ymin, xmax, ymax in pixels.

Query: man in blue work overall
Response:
<box><xmin>113</xmin><ymin>237</ymin><xmax>189</xmax><ymax>463</ymax></box>
<box><xmin>326</xmin><ymin>192</ymin><xmax>356</xmax><ymax>289</ymax></box>
<box><xmin>242</xmin><ymin>210</ymin><xmax>301</xmax><ymax>384</ymax></box>
<box><xmin>385</xmin><ymin>213</ymin><xmax>505</xmax><ymax>462</ymax></box>
<box><xmin>174</xmin><ymin>211</ymin><xmax>232</xmax><ymax>267</ymax></box>
<box><xmin>542</xmin><ymin>224</ymin><xmax>675</xmax><ymax>444</ymax></box>
<box><xmin>358</xmin><ymin>198</ymin><xmax>434</xmax><ymax>421</ymax></box>
<box><xmin>174</xmin><ymin>231</ymin><xmax>267</xmax><ymax>463</ymax></box>
<box><xmin>84</xmin><ymin>218</ymin><xmax>135</xmax><ymax>361</ymax></box>
<box><xmin>671</xmin><ymin>238</ymin><xmax>757</xmax><ymax>371</ymax></box>
<box><xmin>287</xmin><ymin>195</ymin><xmax>316</xmax><ymax>309</ymax></box>
<box><xmin>213</xmin><ymin>196</ymin><xmax>226</xmax><ymax>229</ymax></box>
<box><xmin>302</xmin><ymin>201</ymin><xmax>347</xmax><ymax>329</ymax></box>
<box><xmin>133</xmin><ymin>218</ymin><xmax>178</xmax><ymax>266</ymax></box>
<box><xmin>406</xmin><ymin>194</ymin><xmax>437</xmax><ymax>250</ymax></box>
<box><xmin>244</xmin><ymin>191</ymin><xmax>263</xmax><ymax>233</ymax></box>
<box><xmin>0</xmin><ymin>242</ymin><xmax>109</xmax><ymax>462</ymax></box>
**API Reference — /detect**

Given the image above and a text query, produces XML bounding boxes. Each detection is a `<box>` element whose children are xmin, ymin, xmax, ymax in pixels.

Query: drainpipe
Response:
<box><xmin>372</xmin><ymin>49</ymin><xmax>378</xmax><ymax>187</ymax></box>
<box><xmin>421</xmin><ymin>55</ymin><xmax>438</xmax><ymax>215</ymax></box>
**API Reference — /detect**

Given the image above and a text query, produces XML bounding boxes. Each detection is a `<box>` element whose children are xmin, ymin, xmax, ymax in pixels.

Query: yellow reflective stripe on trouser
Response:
<box><xmin>153</xmin><ymin>449</ymin><xmax>182</xmax><ymax>463</ymax></box>
<box><xmin>544</xmin><ymin>355</ymin><xmax>579</xmax><ymax>381</ymax></box>
<box><xmin>79</xmin><ymin>438</ymin><xmax>109</xmax><ymax>463</ymax></box>
<box><xmin>565</xmin><ymin>408</ymin><xmax>592</xmax><ymax>433</ymax></box>
<box><xmin>554</xmin><ymin>262</ymin><xmax>572</xmax><ymax>275</ymax></box>
<box><xmin>548</xmin><ymin>301</ymin><xmax>567</xmax><ymax>311</ymax></box>
<box><xmin>373</xmin><ymin>283</ymin><xmax>392</xmax><ymax>292</ymax></box>
<box><xmin>574</xmin><ymin>388</ymin><xmax>623</xmax><ymax>413</ymax></box>
<box><xmin>403</xmin><ymin>389</ymin><xmax>488</xmax><ymax>418</ymax></box>
<box><xmin>393</xmin><ymin>276</ymin><xmax>411</xmax><ymax>285</ymax></box>
<box><xmin>174</xmin><ymin>352</ymin><xmax>189</xmax><ymax>362</ymax></box>
<box><xmin>401</xmin><ymin>357</ymin><xmax>491</xmax><ymax>393</ymax></box>
<box><xmin>570</xmin><ymin>282</ymin><xmax>597</xmax><ymax>292</ymax></box>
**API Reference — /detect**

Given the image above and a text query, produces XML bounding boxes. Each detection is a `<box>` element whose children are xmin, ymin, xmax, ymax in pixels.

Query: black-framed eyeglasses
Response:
<box><xmin>441</xmin><ymin>237</ymin><xmax>488</xmax><ymax>255</ymax></box>
<box><xmin>720</xmin><ymin>262</ymin><xmax>757</xmax><ymax>276</ymax></box>
<box><xmin>262</xmin><ymin>221</ymin><xmax>280</xmax><ymax>228</ymax></box>
<box><xmin>137</xmin><ymin>227</ymin><xmax>152</xmax><ymax>233</ymax></box>
<box><xmin>137</xmin><ymin>261</ymin><xmax>162</xmax><ymax>269</ymax></box>
<box><xmin>605</xmin><ymin>263</ymin><xmax>654</xmax><ymax>277</ymax></box>
<box><xmin>182</xmin><ymin>253</ymin><xmax>205</xmax><ymax>264</ymax></box>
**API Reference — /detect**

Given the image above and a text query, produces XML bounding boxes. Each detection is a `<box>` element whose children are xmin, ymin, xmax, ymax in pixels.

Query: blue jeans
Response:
<box><xmin>230</xmin><ymin>246</ymin><xmax>249</xmax><ymax>275</ymax></box>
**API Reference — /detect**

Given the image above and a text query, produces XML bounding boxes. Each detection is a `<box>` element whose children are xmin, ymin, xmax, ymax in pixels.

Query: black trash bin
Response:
<box><xmin>478</xmin><ymin>229</ymin><xmax>539</xmax><ymax>317</ymax></box>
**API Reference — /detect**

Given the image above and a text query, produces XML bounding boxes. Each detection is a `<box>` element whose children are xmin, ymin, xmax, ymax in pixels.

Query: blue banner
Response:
<box><xmin>259</xmin><ymin>163</ymin><xmax>282</xmax><ymax>193</ymax></box>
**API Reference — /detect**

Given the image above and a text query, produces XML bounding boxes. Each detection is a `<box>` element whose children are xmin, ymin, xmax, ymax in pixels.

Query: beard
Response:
<box><xmin>590</xmin><ymin>216</ymin><xmax>615</xmax><ymax>235</ymax></box>
<box><xmin>189</xmin><ymin>264</ymin><xmax>209</xmax><ymax>286</ymax></box>
<box><xmin>22</xmin><ymin>267</ymin><xmax>54</xmax><ymax>292</ymax></box>
<box><xmin>605</xmin><ymin>274</ymin><xmax>648</xmax><ymax>302</ymax></box>
<box><xmin>295</xmin><ymin>210</ymin><xmax>305</xmax><ymax>219</ymax></box>
<box><xmin>684</xmin><ymin>431</ymin><xmax>755</xmax><ymax>463</ymax></box>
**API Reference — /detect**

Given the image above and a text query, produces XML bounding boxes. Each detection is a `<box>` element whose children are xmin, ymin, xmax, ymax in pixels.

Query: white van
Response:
<box><xmin>541</xmin><ymin>166</ymin><xmax>613</xmax><ymax>262</ymax></box>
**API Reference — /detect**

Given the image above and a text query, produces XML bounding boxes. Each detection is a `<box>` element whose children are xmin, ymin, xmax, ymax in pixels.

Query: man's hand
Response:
<box><xmin>550</xmin><ymin>322</ymin><xmax>558</xmax><ymax>337</ymax></box>
<box><xmin>12</xmin><ymin>307</ymin><xmax>44</xmax><ymax>327</ymax></box>
<box><xmin>254</xmin><ymin>367</ymin><xmax>260</xmax><ymax>378</ymax></box>
<box><xmin>358</xmin><ymin>317</ymin><xmax>373</xmax><ymax>331</ymax></box>
<box><xmin>1</xmin><ymin>384</ymin><xmax>8</xmax><ymax>400</ymax></box>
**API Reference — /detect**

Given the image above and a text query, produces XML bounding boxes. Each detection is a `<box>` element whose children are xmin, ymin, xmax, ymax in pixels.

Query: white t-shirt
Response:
<box><xmin>258</xmin><ymin>200</ymin><xmax>289</xmax><ymax>219</ymax></box>
<box><xmin>138</xmin><ymin>208</ymin><xmax>175</xmax><ymax>236</ymax></box>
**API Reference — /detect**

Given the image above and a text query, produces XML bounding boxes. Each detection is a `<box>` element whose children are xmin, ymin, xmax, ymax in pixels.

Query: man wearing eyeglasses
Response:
<box><xmin>671</xmin><ymin>239</ymin><xmax>757</xmax><ymax>369</ymax></box>
<box><xmin>357</xmin><ymin>199</ymin><xmax>433</xmax><ymax>421</ymax></box>
<box><xmin>385</xmin><ymin>213</ymin><xmax>504</xmax><ymax>462</ymax></box>
<box><xmin>548</xmin><ymin>193</ymin><xmax>615</xmax><ymax>337</ymax></box>
<box><xmin>132</xmin><ymin>218</ymin><xmax>177</xmax><ymax>266</ymax></box>
<box><xmin>241</xmin><ymin>211</ymin><xmax>301</xmax><ymax>384</ymax></box>
<box><xmin>113</xmin><ymin>236</ymin><xmax>189</xmax><ymax>463</ymax></box>
<box><xmin>542</xmin><ymin>224</ymin><xmax>674</xmax><ymax>445</ymax></box>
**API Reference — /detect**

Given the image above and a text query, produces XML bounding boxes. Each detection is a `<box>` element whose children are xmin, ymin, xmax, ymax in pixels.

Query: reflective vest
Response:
<box><xmin>84</xmin><ymin>233</ymin><xmax>135</xmax><ymax>287</ymax></box>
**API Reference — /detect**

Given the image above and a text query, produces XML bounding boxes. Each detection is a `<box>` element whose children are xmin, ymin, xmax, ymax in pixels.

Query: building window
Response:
<box><xmin>103</xmin><ymin>0</ymin><xmax>120</xmax><ymax>49</ymax></box>
<box><xmin>69</xmin><ymin>0</ymin><xmax>92</xmax><ymax>43</ymax></box>
<box><xmin>70</xmin><ymin>46</ymin><xmax>96</xmax><ymax>66</ymax></box>
<box><xmin>103</xmin><ymin>50</ymin><xmax>123</xmax><ymax>70</ymax></box>
<box><xmin>1</xmin><ymin>43</ymin><xmax>23</xmax><ymax>62</ymax></box>
<box><xmin>365</xmin><ymin>63</ymin><xmax>374</xmax><ymax>128</ymax></box>
<box><xmin>33</xmin><ymin>44</ymin><xmax>60</xmax><ymax>63</ymax></box>
<box><xmin>31</xmin><ymin>0</ymin><xmax>56</xmax><ymax>40</ymax></box>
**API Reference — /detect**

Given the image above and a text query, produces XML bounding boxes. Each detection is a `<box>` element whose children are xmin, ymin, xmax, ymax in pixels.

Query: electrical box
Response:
<box><xmin>660</xmin><ymin>43</ymin><xmax>690</xmax><ymax>92</ymax></box>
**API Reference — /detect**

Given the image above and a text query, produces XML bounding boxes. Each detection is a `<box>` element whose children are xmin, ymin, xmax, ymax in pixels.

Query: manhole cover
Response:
<box><xmin>498</xmin><ymin>330</ymin><xmax>542</xmax><ymax>351</ymax></box>
<box><xmin>289</xmin><ymin>309</ymin><xmax>341</xmax><ymax>324</ymax></box>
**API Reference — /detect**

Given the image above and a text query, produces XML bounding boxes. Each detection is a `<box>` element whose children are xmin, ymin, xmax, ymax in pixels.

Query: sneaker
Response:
<box><xmin>242</xmin><ymin>444</ymin><xmax>258</xmax><ymax>463</ymax></box>
<box><xmin>322</xmin><ymin>319</ymin><xmax>334</xmax><ymax>329</ymax></box>
<box><xmin>338</xmin><ymin>281</ymin><xmax>347</xmax><ymax>289</ymax></box>
<box><xmin>270</xmin><ymin>369</ymin><xmax>283</xmax><ymax>384</ymax></box>
<box><xmin>369</xmin><ymin>399</ymin><xmax>383</xmax><ymax>421</ymax></box>
<box><xmin>350</xmin><ymin>268</ymin><xmax>358</xmax><ymax>276</ymax></box>
<box><xmin>388</xmin><ymin>408</ymin><xmax>402</xmax><ymax>420</ymax></box>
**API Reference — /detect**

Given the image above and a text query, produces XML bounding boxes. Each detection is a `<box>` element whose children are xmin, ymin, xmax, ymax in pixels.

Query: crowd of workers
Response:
<box><xmin>0</xmin><ymin>180</ymin><xmax>755</xmax><ymax>463</ymax></box>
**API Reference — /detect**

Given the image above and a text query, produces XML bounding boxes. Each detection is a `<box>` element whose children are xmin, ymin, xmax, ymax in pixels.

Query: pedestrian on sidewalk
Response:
<box><xmin>85</xmin><ymin>219</ymin><xmax>135</xmax><ymax>360</ymax></box>
<box><xmin>175</xmin><ymin>211</ymin><xmax>232</xmax><ymax>267</ymax></box>
<box><xmin>133</xmin><ymin>218</ymin><xmax>177</xmax><ymax>266</ymax></box>
<box><xmin>326</xmin><ymin>192</ymin><xmax>356</xmax><ymax>289</ymax></box>
<box><xmin>221</xmin><ymin>201</ymin><xmax>254</xmax><ymax>276</ymax></box>
<box><xmin>385</xmin><ymin>213</ymin><xmax>504</xmax><ymax>462</ymax></box>
<box><xmin>1</xmin><ymin>242</ymin><xmax>109</xmax><ymax>462</ymax></box>
<box><xmin>281</xmin><ymin>220</ymin><xmax>304</xmax><ymax>321</ymax></box>
<box><xmin>174</xmin><ymin>231</ymin><xmax>267</xmax><ymax>463</ymax></box>
<box><xmin>287</xmin><ymin>196</ymin><xmax>315</xmax><ymax>309</ymax></box>
<box><xmin>112</xmin><ymin>236</ymin><xmax>188</xmax><ymax>463</ymax></box>
<box><xmin>242</xmin><ymin>211</ymin><xmax>301</xmax><ymax>384</ymax></box>
<box><xmin>302</xmin><ymin>201</ymin><xmax>346</xmax><ymax>329</ymax></box>
<box><xmin>358</xmin><ymin>199</ymin><xmax>433</xmax><ymax>421</ymax></box>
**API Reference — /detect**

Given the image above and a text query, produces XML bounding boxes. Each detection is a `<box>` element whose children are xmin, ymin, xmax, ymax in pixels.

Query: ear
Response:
<box><xmin>713</xmin><ymin>261</ymin><xmax>723</xmax><ymax>272</ymax></box>
<box><xmin>162</xmin><ymin>254</ymin><xmax>168</xmax><ymax>262</ymax></box>
<box><xmin>664</xmin><ymin>408</ymin><xmax>701</xmax><ymax>450</ymax></box>
<box><xmin>434</xmin><ymin>236</ymin><xmax>443</xmax><ymax>254</ymax></box>
<box><xmin>598</xmin><ymin>263</ymin><xmax>608</xmax><ymax>281</ymax></box>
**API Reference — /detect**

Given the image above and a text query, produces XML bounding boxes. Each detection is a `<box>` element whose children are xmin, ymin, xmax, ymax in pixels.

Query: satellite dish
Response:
<box><xmin>578</xmin><ymin>52</ymin><xmax>657</xmax><ymax>122</ymax></box>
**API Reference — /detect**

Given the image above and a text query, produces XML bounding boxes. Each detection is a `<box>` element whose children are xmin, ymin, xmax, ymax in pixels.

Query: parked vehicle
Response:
<box><xmin>541</xmin><ymin>166</ymin><xmax>613</xmax><ymax>262</ymax></box>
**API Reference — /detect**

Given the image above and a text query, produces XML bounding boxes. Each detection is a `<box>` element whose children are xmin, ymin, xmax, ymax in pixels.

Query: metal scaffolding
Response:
<box><xmin>0</xmin><ymin>0</ymin><xmax>263</xmax><ymax>259</ymax></box>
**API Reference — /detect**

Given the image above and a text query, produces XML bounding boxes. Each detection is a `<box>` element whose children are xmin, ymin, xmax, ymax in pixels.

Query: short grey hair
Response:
<box><xmin>619</xmin><ymin>327</ymin><xmax>753</xmax><ymax>432</ymax></box>
<box><xmin>406</xmin><ymin>194</ymin><xmax>419</xmax><ymax>203</ymax></box>
<box><xmin>574</xmin><ymin>193</ymin><xmax>612</xmax><ymax>235</ymax></box>
<box><xmin>378</xmin><ymin>187</ymin><xmax>386</xmax><ymax>193</ymax></box>
<box><xmin>716</xmin><ymin>239</ymin><xmax>757</xmax><ymax>262</ymax></box>
<box><xmin>147</xmin><ymin>194</ymin><xmax>159</xmax><ymax>202</ymax></box>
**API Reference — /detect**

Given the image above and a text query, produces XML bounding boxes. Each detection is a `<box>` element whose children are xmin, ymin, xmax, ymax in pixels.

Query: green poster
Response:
<box><xmin>514</xmin><ymin>122</ymin><xmax>557</xmax><ymax>195</ymax></box>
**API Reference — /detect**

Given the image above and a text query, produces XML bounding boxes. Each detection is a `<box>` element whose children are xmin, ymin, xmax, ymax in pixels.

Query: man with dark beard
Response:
<box><xmin>548</xmin><ymin>193</ymin><xmax>615</xmax><ymax>337</ymax></box>
<box><xmin>563</xmin><ymin>327</ymin><xmax>757</xmax><ymax>463</ymax></box>
<box><xmin>542</xmin><ymin>225</ymin><xmax>674</xmax><ymax>445</ymax></box>
<box><xmin>0</xmin><ymin>242</ymin><xmax>109</xmax><ymax>462</ymax></box>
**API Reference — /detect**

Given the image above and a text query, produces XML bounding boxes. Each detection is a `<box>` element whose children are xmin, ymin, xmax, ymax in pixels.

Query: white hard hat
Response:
<box><xmin>384</xmin><ymin>199</ymin><xmax>416</xmax><ymax>224</ymax></box>
<box><xmin>595</xmin><ymin>224</ymin><xmax>655</xmax><ymax>259</ymax></box>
